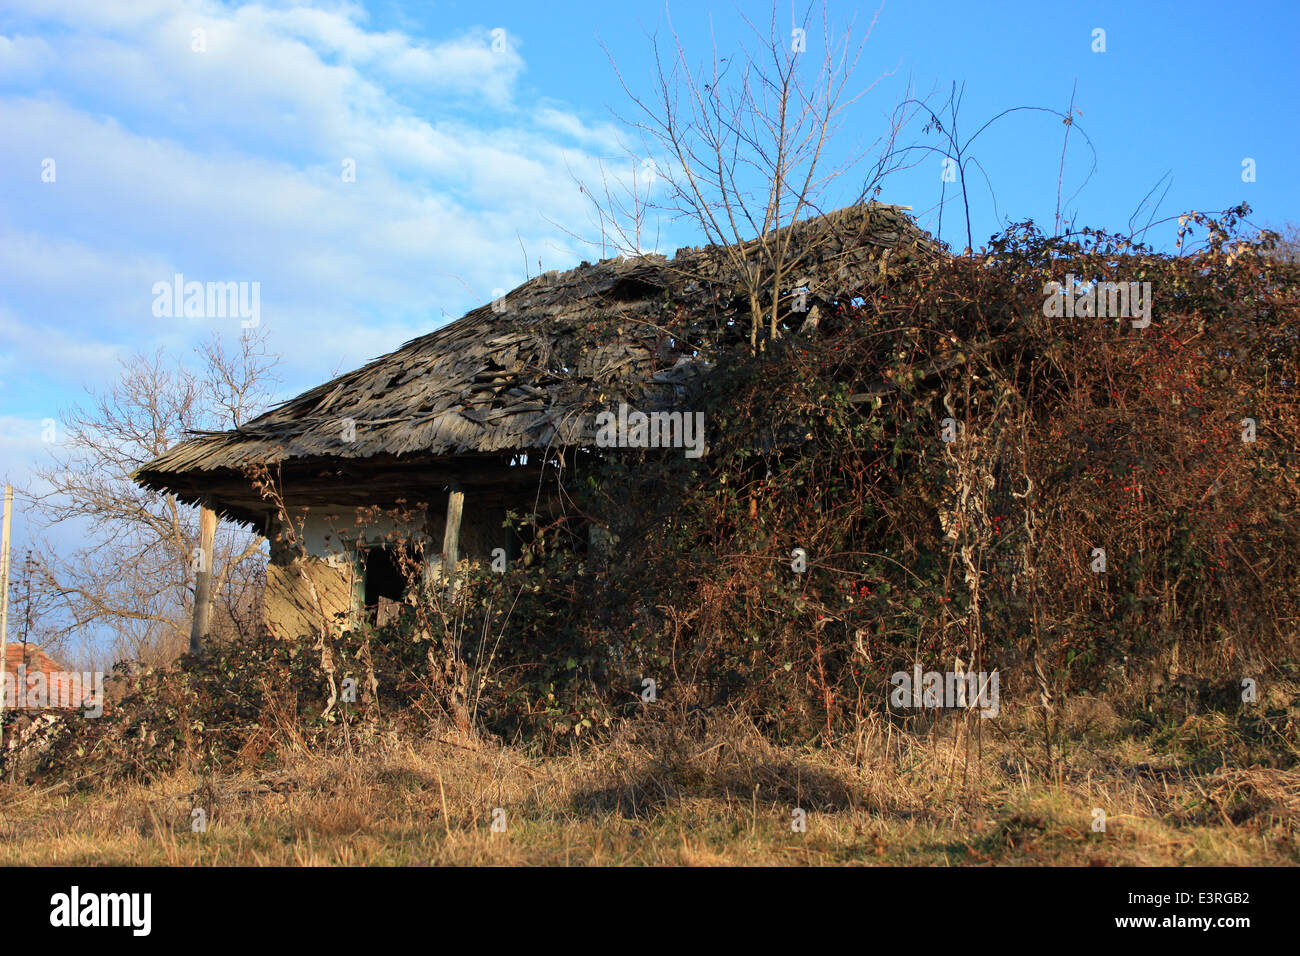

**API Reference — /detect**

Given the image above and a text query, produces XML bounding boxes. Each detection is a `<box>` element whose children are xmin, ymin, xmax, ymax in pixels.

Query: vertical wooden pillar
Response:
<box><xmin>351</xmin><ymin>548</ymin><xmax>367</xmax><ymax>623</ymax></box>
<box><xmin>190</xmin><ymin>503</ymin><xmax>217</xmax><ymax>656</ymax></box>
<box><xmin>441</xmin><ymin>485</ymin><xmax>464</xmax><ymax>593</ymax></box>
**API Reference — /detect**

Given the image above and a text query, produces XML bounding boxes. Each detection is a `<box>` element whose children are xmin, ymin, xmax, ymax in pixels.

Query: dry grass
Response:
<box><xmin>2</xmin><ymin>693</ymin><xmax>1297</xmax><ymax>866</ymax></box>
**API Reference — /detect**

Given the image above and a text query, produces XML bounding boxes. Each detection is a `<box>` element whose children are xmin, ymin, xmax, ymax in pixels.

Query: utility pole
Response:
<box><xmin>1</xmin><ymin>484</ymin><xmax>13</xmax><ymax>753</ymax></box>
<box><xmin>21</xmin><ymin>552</ymin><xmax>31</xmax><ymax>645</ymax></box>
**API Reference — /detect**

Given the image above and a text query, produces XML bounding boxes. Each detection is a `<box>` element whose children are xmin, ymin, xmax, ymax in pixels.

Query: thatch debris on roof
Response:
<box><xmin>134</xmin><ymin>203</ymin><xmax>935</xmax><ymax>523</ymax></box>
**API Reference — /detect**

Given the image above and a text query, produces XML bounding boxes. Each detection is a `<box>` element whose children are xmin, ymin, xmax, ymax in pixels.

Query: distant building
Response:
<box><xmin>2</xmin><ymin>643</ymin><xmax>96</xmax><ymax>711</ymax></box>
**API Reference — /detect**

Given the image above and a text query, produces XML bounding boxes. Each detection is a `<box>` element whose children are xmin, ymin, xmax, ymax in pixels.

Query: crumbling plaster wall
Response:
<box><xmin>262</xmin><ymin>501</ymin><xmax>509</xmax><ymax>640</ymax></box>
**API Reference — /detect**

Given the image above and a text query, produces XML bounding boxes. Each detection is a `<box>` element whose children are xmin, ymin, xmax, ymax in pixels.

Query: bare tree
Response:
<box><xmin>560</xmin><ymin>153</ymin><xmax>663</xmax><ymax>261</ymax></box>
<box><xmin>890</xmin><ymin>82</ymin><xmax>1098</xmax><ymax>251</ymax></box>
<box><xmin>1264</xmin><ymin>221</ymin><xmax>1300</xmax><ymax>263</ymax></box>
<box><xmin>596</xmin><ymin>0</ymin><xmax>917</xmax><ymax>349</ymax></box>
<box><xmin>24</xmin><ymin>329</ymin><xmax>280</xmax><ymax>666</ymax></box>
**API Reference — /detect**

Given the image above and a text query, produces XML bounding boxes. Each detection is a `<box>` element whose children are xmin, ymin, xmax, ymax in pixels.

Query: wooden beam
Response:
<box><xmin>189</xmin><ymin>503</ymin><xmax>217</xmax><ymax>656</ymax></box>
<box><xmin>441</xmin><ymin>485</ymin><xmax>464</xmax><ymax>592</ymax></box>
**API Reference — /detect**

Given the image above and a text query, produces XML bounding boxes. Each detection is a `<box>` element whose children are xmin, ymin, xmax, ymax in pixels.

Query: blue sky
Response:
<box><xmin>1</xmin><ymin>0</ymin><xmax>1297</xmax><ymax>560</ymax></box>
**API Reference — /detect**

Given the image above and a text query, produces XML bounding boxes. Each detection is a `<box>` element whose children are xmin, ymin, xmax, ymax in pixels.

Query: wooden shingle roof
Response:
<box><xmin>134</xmin><ymin>203</ymin><xmax>934</xmax><ymax>520</ymax></box>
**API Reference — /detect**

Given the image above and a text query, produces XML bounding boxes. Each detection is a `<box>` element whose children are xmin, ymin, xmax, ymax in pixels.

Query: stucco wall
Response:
<box><xmin>262</xmin><ymin>500</ymin><xmax>511</xmax><ymax>639</ymax></box>
<box><xmin>264</xmin><ymin>554</ymin><xmax>357</xmax><ymax>641</ymax></box>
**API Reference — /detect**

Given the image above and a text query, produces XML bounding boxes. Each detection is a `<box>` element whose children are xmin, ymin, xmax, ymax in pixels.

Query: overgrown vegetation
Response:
<box><xmin>5</xmin><ymin>699</ymin><xmax>1298</xmax><ymax>865</ymax></box>
<box><xmin>11</xmin><ymin>210</ymin><xmax>1298</xmax><ymax>807</ymax></box>
<box><xmin>466</xmin><ymin>205</ymin><xmax>1300</xmax><ymax>749</ymax></box>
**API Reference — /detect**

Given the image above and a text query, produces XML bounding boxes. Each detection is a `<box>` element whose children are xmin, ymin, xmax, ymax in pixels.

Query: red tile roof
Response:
<box><xmin>3</xmin><ymin>643</ymin><xmax>94</xmax><ymax>710</ymax></box>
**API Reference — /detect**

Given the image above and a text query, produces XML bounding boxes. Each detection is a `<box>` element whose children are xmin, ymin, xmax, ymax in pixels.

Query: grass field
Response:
<box><xmin>3</xmin><ymin>692</ymin><xmax>1297</xmax><ymax>866</ymax></box>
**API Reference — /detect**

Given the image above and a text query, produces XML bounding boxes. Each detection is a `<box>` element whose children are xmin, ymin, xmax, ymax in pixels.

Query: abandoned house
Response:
<box><xmin>133</xmin><ymin>203</ymin><xmax>935</xmax><ymax>641</ymax></box>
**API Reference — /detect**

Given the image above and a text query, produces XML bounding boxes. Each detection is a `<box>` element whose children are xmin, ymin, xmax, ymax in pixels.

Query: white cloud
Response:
<box><xmin>0</xmin><ymin>301</ymin><xmax>126</xmax><ymax>397</ymax></box>
<box><xmin>0</xmin><ymin>33</ymin><xmax>53</xmax><ymax>77</ymax></box>
<box><xmin>260</xmin><ymin>7</ymin><xmax>527</xmax><ymax>103</ymax></box>
<box><xmin>533</xmin><ymin>106</ymin><xmax>624</xmax><ymax>152</ymax></box>
<box><xmin>0</xmin><ymin>2</ymin><xmax>652</xmax><ymax>391</ymax></box>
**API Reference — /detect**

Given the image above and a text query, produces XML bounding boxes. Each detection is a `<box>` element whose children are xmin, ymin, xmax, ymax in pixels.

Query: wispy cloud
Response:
<box><xmin>0</xmin><ymin>0</ymin><xmax>639</xmax><ymax>420</ymax></box>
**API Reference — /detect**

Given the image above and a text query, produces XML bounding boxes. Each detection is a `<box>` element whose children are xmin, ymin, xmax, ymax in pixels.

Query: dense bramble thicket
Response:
<box><xmin>484</xmin><ymin>209</ymin><xmax>1300</xmax><ymax>742</ymax></box>
<box><xmin>25</xmin><ymin>210</ymin><xmax>1300</xmax><ymax>780</ymax></box>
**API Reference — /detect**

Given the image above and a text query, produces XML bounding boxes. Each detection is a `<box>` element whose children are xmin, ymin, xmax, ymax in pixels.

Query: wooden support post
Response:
<box><xmin>189</xmin><ymin>503</ymin><xmax>217</xmax><ymax>656</ymax></box>
<box><xmin>441</xmin><ymin>485</ymin><xmax>464</xmax><ymax>593</ymax></box>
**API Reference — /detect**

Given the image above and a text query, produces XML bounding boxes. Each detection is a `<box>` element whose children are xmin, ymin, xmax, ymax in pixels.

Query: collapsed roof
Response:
<box><xmin>134</xmin><ymin>202</ymin><xmax>935</xmax><ymax>525</ymax></box>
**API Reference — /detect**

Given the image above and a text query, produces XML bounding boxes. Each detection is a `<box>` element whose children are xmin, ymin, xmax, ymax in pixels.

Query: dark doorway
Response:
<box><xmin>362</xmin><ymin>546</ymin><xmax>407</xmax><ymax>610</ymax></box>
